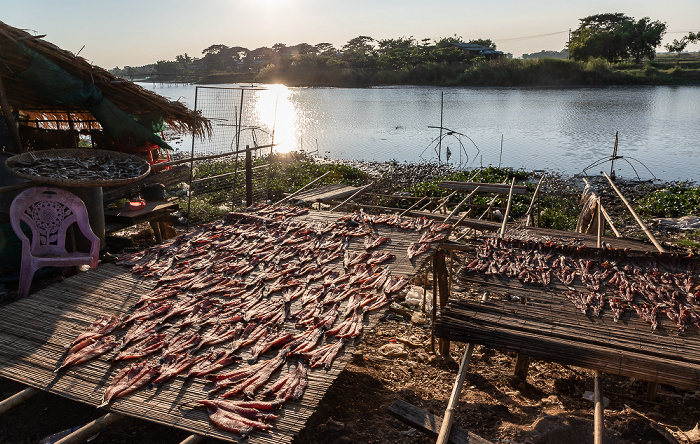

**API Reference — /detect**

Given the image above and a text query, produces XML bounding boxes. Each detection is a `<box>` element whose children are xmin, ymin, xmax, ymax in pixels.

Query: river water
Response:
<box><xmin>140</xmin><ymin>83</ymin><xmax>700</xmax><ymax>181</ymax></box>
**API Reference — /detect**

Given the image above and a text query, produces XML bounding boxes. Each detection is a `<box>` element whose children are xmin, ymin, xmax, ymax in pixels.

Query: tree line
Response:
<box><xmin>110</xmin><ymin>13</ymin><xmax>697</xmax><ymax>86</ymax></box>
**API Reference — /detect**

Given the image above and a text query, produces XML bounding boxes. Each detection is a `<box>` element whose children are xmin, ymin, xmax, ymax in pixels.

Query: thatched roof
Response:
<box><xmin>0</xmin><ymin>20</ymin><xmax>210</xmax><ymax>137</ymax></box>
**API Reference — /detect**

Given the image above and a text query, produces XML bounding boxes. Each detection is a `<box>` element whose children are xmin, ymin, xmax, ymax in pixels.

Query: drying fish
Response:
<box><xmin>634</xmin><ymin>303</ymin><xmax>659</xmax><ymax>332</ymax></box>
<box><xmin>407</xmin><ymin>242</ymin><xmax>432</xmax><ymax>260</ymax></box>
<box><xmin>283</xmin><ymin>283</ymin><xmax>307</xmax><ymax>302</ymax></box>
<box><xmin>587</xmin><ymin>292</ymin><xmax>605</xmax><ymax>317</ymax></box>
<box><xmin>419</xmin><ymin>231</ymin><xmax>448</xmax><ymax>244</ymax></box>
<box><xmin>269</xmin><ymin>277</ymin><xmax>306</xmax><ymax>294</ymax></box>
<box><xmin>430</xmin><ymin>222</ymin><xmax>452</xmax><ymax>233</ymax></box>
<box><xmin>367</xmin><ymin>251</ymin><xmax>395</xmax><ymax>266</ymax></box>
<box><xmin>327</xmin><ymin>308</ymin><xmax>365</xmax><ymax>338</ymax></box>
<box><xmin>210</xmin><ymin>347</ymin><xmax>289</xmax><ymax>396</ymax></box>
<box><xmin>123</xmin><ymin>300</ymin><xmax>171</xmax><ymax>325</ymax></box>
<box><xmin>249</xmin><ymin>330</ymin><xmax>294</xmax><ymax>362</ymax></box>
<box><xmin>608</xmin><ymin>298</ymin><xmax>626</xmax><ymax>322</ymax></box>
<box><xmin>323</xmin><ymin>286</ymin><xmax>358</xmax><ymax>306</ymax></box>
<box><xmin>564</xmin><ymin>290</ymin><xmax>588</xmax><ymax>314</ymax></box>
<box><xmin>69</xmin><ymin>314</ymin><xmax>122</xmax><ymax>347</ymax></box>
<box><xmin>344</xmin><ymin>251</ymin><xmax>370</xmax><ymax>268</ymax></box>
<box><xmin>317</xmin><ymin>249</ymin><xmax>343</xmax><ymax>266</ymax></box>
<box><xmin>234</xmin><ymin>322</ymin><xmax>270</xmax><ymax>350</ymax></box>
<box><xmin>174</xmin><ymin>300</ymin><xmax>221</xmax><ymax>329</ymax></box>
<box><xmin>119</xmin><ymin>319</ymin><xmax>165</xmax><ymax>349</ymax></box>
<box><xmin>301</xmin><ymin>285</ymin><xmax>326</xmax><ymax>306</ymax></box>
<box><xmin>349</xmin><ymin>264</ymin><xmax>374</xmax><ymax>285</ymax></box>
<box><xmin>113</xmin><ymin>333</ymin><xmax>167</xmax><ymax>361</ymax></box>
<box><xmin>196</xmin><ymin>322</ymin><xmax>245</xmax><ymax>351</ymax></box>
<box><xmin>187</xmin><ymin>349</ymin><xmax>242</xmax><ymax>378</ymax></box>
<box><xmin>366</xmin><ymin>293</ymin><xmax>391</xmax><ymax>312</ymax></box>
<box><xmin>306</xmin><ymin>338</ymin><xmax>345</xmax><ymax>370</ymax></box>
<box><xmin>57</xmin><ymin>335</ymin><xmax>118</xmax><ymax>371</ymax></box>
<box><xmin>287</xmin><ymin>328</ymin><xmax>324</xmax><ymax>355</ymax></box>
<box><xmin>153</xmin><ymin>352</ymin><xmax>197</xmax><ymax>385</ymax></box>
<box><xmin>324</xmin><ymin>271</ymin><xmax>349</xmax><ymax>287</ymax></box>
<box><xmin>164</xmin><ymin>331</ymin><xmax>201</xmax><ymax>354</ymax></box>
<box><xmin>198</xmin><ymin>399</ymin><xmax>279</xmax><ymax>436</ymax></box>
<box><xmin>308</xmin><ymin>266</ymin><xmax>335</xmax><ymax>282</ymax></box>
<box><xmin>100</xmin><ymin>360</ymin><xmax>158</xmax><ymax>407</ymax></box>
<box><xmin>359</xmin><ymin>268</ymin><xmax>390</xmax><ymax>291</ymax></box>
<box><xmin>364</xmin><ymin>235</ymin><xmax>391</xmax><ymax>250</ymax></box>
<box><xmin>383</xmin><ymin>275</ymin><xmax>410</xmax><ymax>294</ymax></box>
<box><xmin>135</xmin><ymin>288</ymin><xmax>178</xmax><ymax>305</ymax></box>
<box><xmin>412</xmin><ymin>216</ymin><xmax>433</xmax><ymax>231</ymax></box>
<box><xmin>261</xmin><ymin>360</ymin><xmax>308</xmax><ymax>402</ymax></box>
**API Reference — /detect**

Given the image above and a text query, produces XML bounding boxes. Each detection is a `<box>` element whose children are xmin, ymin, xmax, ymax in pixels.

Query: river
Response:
<box><xmin>139</xmin><ymin>83</ymin><xmax>700</xmax><ymax>182</ymax></box>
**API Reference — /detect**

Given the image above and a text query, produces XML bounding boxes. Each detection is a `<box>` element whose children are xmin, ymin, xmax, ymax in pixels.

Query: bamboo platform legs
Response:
<box><xmin>436</xmin><ymin>343</ymin><xmax>475</xmax><ymax>444</ymax></box>
<box><xmin>433</xmin><ymin>249</ymin><xmax>451</xmax><ymax>356</ymax></box>
<box><xmin>0</xmin><ymin>387</ymin><xmax>39</xmax><ymax>414</ymax></box>
<box><xmin>513</xmin><ymin>355</ymin><xmax>530</xmax><ymax>380</ymax></box>
<box><xmin>594</xmin><ymin>370</ymin><xmax>605</xmax><ymax>444</ymax></box>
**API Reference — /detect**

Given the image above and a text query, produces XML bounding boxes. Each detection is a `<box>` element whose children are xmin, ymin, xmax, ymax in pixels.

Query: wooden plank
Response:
<box><xmin>388</xmin><ymin>399</ymin><xmax>491</xmax><ymax>444</ymax></box>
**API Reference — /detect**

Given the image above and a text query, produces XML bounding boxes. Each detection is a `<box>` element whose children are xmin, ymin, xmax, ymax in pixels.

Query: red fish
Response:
<box><xmin>100</xmin><ymin>360</ymin><xmax>158</xmax><ymax>407</ymax></box>
<box><xmin>306</xmin><ymin>338</ymin><xmax>345</xmax><ymax>369</ymax></box>
<box><xmin>187</xmin><ymin>349</ymin><xmax>242</xmax><ymax>378</ymax></box>
<box><xmin>113</xmin><ymin>333</ymin><xmax>167</xmax><ymax>361</ymax></box>
<box><xmin>57</xmin><ymin>335</ymin><xmax>118</xmax><ymax>371</ymax></box>
<box><xmin>153</xmin><ymin>352</ymin><xmax>197</xmax><ymax>385</ymax></box>
<box><xmin>69</xmin><ymin>314</ymin><xmax>122</xmax><ymax>346</ymax></box>
<box><xmin>198</xmin><ymin>399</ymin><xmax>279</xmax><ymax>436</ymax></box>
<box><xmin>262</xmin><ymin>360</ymin><xmax>308</xmax><ymax>401</ymax></box>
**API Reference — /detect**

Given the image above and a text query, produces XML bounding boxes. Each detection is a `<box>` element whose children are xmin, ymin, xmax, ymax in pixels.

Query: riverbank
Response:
<box><xmin>195</xmin><ymin>56</ymin><xmax>700</xmax><ymax>88</ymax></box>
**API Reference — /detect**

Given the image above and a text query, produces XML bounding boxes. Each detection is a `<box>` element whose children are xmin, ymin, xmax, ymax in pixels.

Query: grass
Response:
<box><xmin>635</xmin><ymin>184</ymin><xmax>700</xmax><ymax>218</ymax></box>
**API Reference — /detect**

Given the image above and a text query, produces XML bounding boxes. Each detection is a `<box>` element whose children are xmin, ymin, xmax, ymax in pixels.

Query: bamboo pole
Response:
<box><xmin>433</xmin><ymin>190</ymin><xmax>458</xmax><ymax>214</ymax></box>
<box><xmin>273</xmin><ymin>171</ymin><xmax>331</xmax><ymax>206</ymax></box>
<box><xmin>499</xmin><ymin>178</ymin><xmax>516</xmax><ymax>238</ymax></box>
<box><xmin>525</xmin><ymin>175</ymin><xmax>545</xmax><ymax>227</ymax></box>
<box><xmin>597</xmin><ymin>199</ymin><xmax>603</xmax><ymax>248</ymax></box>
<box><xmin>603</xmin><ymin>172</ymin><xmax>666</xmax><ymax>253</ymax></box>
<box><xmin>179</xmin><ymin>434</ymin><xmax>205</xmax><ymax>444</ymax></box>
<box><xmin>54</xmin><ymin>413</ymin><xmax>124</xmax><ymax>444</ymax></box>
<box><xmin>0</xmin><ymin>387</ymin><xmax>39</xmax><ymax>415</ymax></box>
<box><xmin>329</xmin><ymin>182</ymin><xmax>374</xmax><ymax>212</ymax></box>
<box><xmin>594</xmin><ymin>370</ymin><xmax>605</xmax><ymax>444</ymax></box>
<box><xmin>436</xmin><ymin>343</ymin><xmax>475</xmax><ymax>444</ymax></box>
<box><xmin>400</xmin><ymin>196</ymin><xmax>429</xmax><ymax>216</ymax></box>
<box><xmin>443</xmin><ymin>186</ymin><xmax>480</xmax><ymax>223</ymax></box>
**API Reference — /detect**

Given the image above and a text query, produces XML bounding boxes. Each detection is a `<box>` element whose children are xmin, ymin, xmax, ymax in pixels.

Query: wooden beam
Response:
<box><xmin>329</xmin><ymin>182</ymin><xmax>373</xmax><ymax>212</ymax></box>
<box><xmin>525</xmin><ymin>175</ymin><xmax>545</xmax><ymax>226</ymax></box>
<box><xmin>400</xmin><ymin>196</ymin><xmax>428</xmax><ymax>216</ymax></box>
<box><xmin>273</xmin><ymin>171</ymin><xmax>330</xmax><ymax>205</ymax></box>
<box><xmin>434</xmin><ymin>250</ymin><xmax>450</xmax><ymax>356</ymax></box>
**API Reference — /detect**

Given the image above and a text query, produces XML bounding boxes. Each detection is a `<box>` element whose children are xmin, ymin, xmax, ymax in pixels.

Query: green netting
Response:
<box><xmin>16</xmin><ymin>42</ymin><xmax>170</xmax><ymax>149</ymax></box>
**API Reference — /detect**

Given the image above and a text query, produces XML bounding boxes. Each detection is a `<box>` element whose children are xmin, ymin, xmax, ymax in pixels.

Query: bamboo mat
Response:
<box><xmin>0</xmin><ymin>209</ymin><xmax>434</xmax><ymax>443</ymax></box>
<box><xmin>435</xmin><ymin>248</ymin><xmax>700</xmax><ymax>391</ymax></box>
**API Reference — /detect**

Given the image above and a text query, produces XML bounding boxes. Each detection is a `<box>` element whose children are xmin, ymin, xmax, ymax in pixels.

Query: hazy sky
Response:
<box><xmin>3</xmin><ymin>0</ymin><xmax>699</xmax><ymax>68</ymax></box>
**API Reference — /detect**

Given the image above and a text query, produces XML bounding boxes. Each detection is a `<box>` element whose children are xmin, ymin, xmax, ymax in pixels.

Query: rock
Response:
<box><xmin>378</xmin><ymin>343</ymin><xmax>408</xmax><ymax>359</ymax></box>
<box><xmin>325</xmin><ymin>418</ymin><xmax>345</xmax><ymax>433</ymax></box>
<box><xmin>400</xmin><ymin>388</ymin><xmax>416</xmax><ymax>398</ymax></box>
<box><xmin>411</xmin><ymin>311</ymin><xmax>428</xmax><ymax>325</ymax></box>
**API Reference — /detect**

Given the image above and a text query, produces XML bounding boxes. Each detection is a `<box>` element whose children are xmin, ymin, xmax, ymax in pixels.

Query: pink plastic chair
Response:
<box><xmin>10</xmin><ymin>187</ymin><xmax>100</xmax><ymax>298</ymax></box>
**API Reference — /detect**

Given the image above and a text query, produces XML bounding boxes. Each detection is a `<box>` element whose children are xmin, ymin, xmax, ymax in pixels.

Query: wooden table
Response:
<box><xmin>104</xmin><ymin>200</ymin><xmax>179</xmax><ymax>243</ymax></box>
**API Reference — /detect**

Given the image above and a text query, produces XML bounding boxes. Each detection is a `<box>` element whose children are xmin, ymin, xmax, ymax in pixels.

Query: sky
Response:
<box><xmin>2</xmin><ymin>0</ymin><xmax>699</xmax><ymax>68</ymax></box>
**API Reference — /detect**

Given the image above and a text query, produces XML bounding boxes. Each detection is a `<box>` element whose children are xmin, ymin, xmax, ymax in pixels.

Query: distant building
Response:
<box><xmin>450</xmin><ymin>43</ymin><xmax>504</xmax><ymax>60</ymax></box>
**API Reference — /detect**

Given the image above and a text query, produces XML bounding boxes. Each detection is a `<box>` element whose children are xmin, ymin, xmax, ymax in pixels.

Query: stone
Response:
<box><xmin>379</xmin><ymin>343</ymin><xmax>408</xmax><ymax>359</ymax></box>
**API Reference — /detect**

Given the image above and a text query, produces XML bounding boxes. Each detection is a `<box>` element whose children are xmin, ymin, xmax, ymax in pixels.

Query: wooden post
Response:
<box><xmin>513</xmin><ymin>355</ymin><xmax>530</xmax><ymax>380</ymax></box>
<box><xmin>603</xmin><ymin>172</ymin><xmax>666</xmax><ymax>253</ymax></box>
<box><xmin>436</xmin><ymin>343</ymin><xmax>475</xmax><ymax>444</ymax></box>
<box><xmin>583</xmin><ymin>178</ymin><xmax>621</xmax><ymax>237</ymax></box>
<box><xmin>443</xmin><ymin>186</ymin><xmax>480</xmax><ymax>223</ymax></box>
<box><xmin>179</xmin><ymin>435</ymin><xmax>205</xmax><ymax>444</ymax></box>
<box><xmin>245</xmin><ymin>145</ymin><xmax>253</xmax><ymax>207</ymax></box>
<box><xmin>645</xmin><ymin>381</ymin><xmax>658</xmax><ymax>401</ymax></box>
<box><xmin>597</xmin><ymin>198</ymin><xmax>603</xmax><ymax>248</ymax></box>
<box><xmin>594</xmin><ymin>370</ymin><xmax>605</xmax><ymax>444</ymax></box>
<box><xmin>435</xmin><ymin>250</ymin><xmax>450</xmax><ymax>356</ymax></box>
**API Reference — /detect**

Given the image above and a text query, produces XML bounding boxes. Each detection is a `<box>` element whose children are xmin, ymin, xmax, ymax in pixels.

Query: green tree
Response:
<box><xmin>314</xmin><ymin>43</ymin><xmax>337</xmax><ymax>55</ymax></box>
<box><xmin>341</xmin><ymin>36</ymin><xmax>377</xmax><ymax>68</ymax></box>
<box><xmin>570</xmin><ymin>13</ymin><xmax>666</xmax><ymax>63</ymax></box>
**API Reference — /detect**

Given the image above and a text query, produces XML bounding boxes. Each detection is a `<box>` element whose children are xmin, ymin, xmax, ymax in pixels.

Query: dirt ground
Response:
<box><xmin>2</xmin><ymin>175</ymin><xmax>700</xmax><ymax>443</ymax></box>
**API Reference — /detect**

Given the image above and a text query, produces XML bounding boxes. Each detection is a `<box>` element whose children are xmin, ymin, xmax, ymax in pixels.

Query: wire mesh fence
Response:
<box><xmin>187</xmin><ymin>86</ymin><xmax>276</xmax><ymax>214</ymax></box>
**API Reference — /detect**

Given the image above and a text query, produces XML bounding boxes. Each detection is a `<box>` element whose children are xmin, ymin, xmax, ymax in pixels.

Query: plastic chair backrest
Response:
<box><xmin>10</xmin><ymin>187</ymin><xmax>95</xmax><ymax>257</ymax></box>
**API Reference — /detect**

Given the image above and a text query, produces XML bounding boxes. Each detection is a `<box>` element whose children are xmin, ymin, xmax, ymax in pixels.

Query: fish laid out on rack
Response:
<box><xmin>465</xmin><ymin>236</ymin><xmax>700</xmax><ymax>333</ymax></box>
<box><xmin>57</xmin><ymin>204</ymin><xmax>447</xmax><ymax>438</ymax></box>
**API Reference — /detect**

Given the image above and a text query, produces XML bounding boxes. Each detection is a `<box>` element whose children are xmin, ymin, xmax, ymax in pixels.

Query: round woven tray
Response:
<box><xmin>6</xmin><ymin>149</ymin><xmax>151</xmax><ymax>187</ymax></box>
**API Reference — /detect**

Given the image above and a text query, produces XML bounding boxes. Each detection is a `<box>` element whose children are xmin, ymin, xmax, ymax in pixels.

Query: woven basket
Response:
<box><xmin>6</xmin><ymin>149</ymin><xmax>151</xmax><ymax>187</ymax></box>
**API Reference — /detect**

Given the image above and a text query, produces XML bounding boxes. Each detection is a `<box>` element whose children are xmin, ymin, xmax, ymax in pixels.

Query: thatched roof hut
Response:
<box><xmin>0</xmin><ymin>20</ymin><xmax>210</xmax><ymax>152</ymax></box>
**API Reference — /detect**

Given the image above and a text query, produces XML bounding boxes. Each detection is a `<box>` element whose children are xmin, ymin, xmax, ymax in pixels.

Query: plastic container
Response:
<box><xmin>129</xmin><ymin>200</ymin><xmax>145</xmax><ymax>211</ymax></box>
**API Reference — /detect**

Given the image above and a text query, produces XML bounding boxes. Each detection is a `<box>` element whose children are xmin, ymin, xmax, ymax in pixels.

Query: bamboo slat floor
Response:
<box><xmin>0</xmin><ymin>208</ymin><xmax>435</xmax><ymax>443</ymax></box>
<box><xmin>435</xmin><ymin>237</ymin><xmax>700</xmax><ymax>391</ymax></box>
